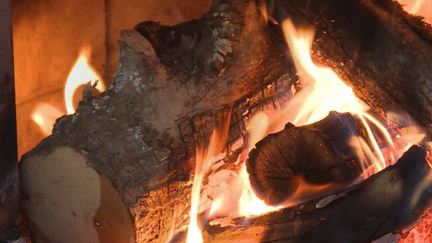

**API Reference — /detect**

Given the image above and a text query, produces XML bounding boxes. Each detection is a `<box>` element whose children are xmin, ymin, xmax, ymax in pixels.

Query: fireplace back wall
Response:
<box><xmin>11</xmin><ymin>0</ymin><xmax>212</xmax><ymax>158</ymax></box>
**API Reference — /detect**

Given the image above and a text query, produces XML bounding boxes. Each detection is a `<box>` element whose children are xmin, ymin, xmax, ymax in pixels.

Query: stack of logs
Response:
<box><xmin>19</xmin><ymin>0</ymin><xmax>432</xmax><ymax>242</ymax></box>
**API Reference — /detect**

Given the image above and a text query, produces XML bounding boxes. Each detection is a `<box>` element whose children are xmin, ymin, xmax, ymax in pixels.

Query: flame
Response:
<box><xmin>186</xmin><ymin>114</ymin><xmax>231</xmax><ymax>243</ymax></box>
<box><xmin>398</xmin><ymin>0</ymin><xmax>432</xmax><ymax>24</ymax></box>
<box><xmin>31</xmin><ymin>103</ymin><xmax>63</xmax><ymax>136</ymax></box>
<box><xmin>65</xmin><ymin>46</ymin><xmax>105</xmax><ymax>114</ymax></box>
<box><xmin>271</xmin><ymin>19</ymin><xmax>425</xmax><ymax>177</ymax></box>
<box><xmin>186</xmin><ymin>132</ymin><xmax>219</xmax><ymax>243</ymax></box>
<box><xmin>399</xmin><ymin>0</ymin><xmax>425</xmax><ymax>15</ymax></box>
<box><xmin>181</xmin><ymin>18</ymin><xmax>427</xmax><ymax>242</ymax></box>
<box><xmin>408</xmin><ymin>0</ymin><xmax>424</xmax><ymax>14</ymax></box>
<box><xmin>237</xmin><ymin>164</ymin><xmax>282</xmax><ymax>217</ymax></box>
<box><xmin>203</xmin><ymin>162</ymin><xmax>282</xmax><ymax>220</ymax></box>
<box><xmin>31</xmin><ymin>46</ymin><xmax>106</xmax><ymax>137</ymax></box>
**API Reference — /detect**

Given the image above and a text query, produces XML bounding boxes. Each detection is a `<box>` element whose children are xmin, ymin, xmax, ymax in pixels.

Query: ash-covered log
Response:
<box><xmin>18</xmin><ymin>0</ymin><xmax>432</xmax><ymax>242</ymax></box>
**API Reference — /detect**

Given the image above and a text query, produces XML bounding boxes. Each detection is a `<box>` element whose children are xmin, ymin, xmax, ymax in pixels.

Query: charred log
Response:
<box><xmin>269</xmin><ymin>0</ymin><xmax>432</xmax><ymax>132</ymax></box>
<box><xmin>247</xmin><ymin>112</ymin><xmax>366</xmax><ymax>206</ymax></box>
<box><xmin>202</xmin><ymin>146</ymin><xmax>432</xmax><ymax>243</ymax></box>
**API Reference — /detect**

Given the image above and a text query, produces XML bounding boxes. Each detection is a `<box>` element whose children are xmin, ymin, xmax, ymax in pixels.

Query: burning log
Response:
<box><xmin>202</xmin><ymin>146</ymin><xmax>432</xmax><ymax>243</ymax></box>
<box><xmin>247</xmin><ymin>112</ymin><xmax>365</xmax><ymax>206</ymax></box>
<box><xmin>18</xmin><ymin>0</ymin><xmax>432</xmax><ymax>242</ymax></box>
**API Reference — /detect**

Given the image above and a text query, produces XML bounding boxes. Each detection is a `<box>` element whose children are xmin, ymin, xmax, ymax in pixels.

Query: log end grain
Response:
<box><xmin>247</xmin><ymin>112</ymin><xmax>365</xmax><ymax>206</ymax></box>
<box><xmin>20</xmin><ymin>147</ymin><xmax>135</xmax><ymax>243</ymax></box>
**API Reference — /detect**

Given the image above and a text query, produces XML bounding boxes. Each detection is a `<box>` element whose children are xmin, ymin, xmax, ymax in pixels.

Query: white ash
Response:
<box><xmin>114</xmin><ymin>71</ymin><xmax>127</xmax><ymax>93</ymax></box>
<box><xmin>129</xmin><ymin>70</ymin><xmax>142</xmax><ymax>92</ymax></box>
<box><xmin>316</xmin><ymin>193</ymin><xmax>345</xmax><ymax>208</ymax></box>
<box><xmin>91</xmin><ymin>99</ymin><xmax>104</xmax><ymax>111</ymax></box>
<box><xmin>215</xmin><ymin>38</ymin><xmax>232</xmax><ymax>56</ymax></box>
<box><xmin>113</xmin><ymin>69</ymin><xmax>143</xmax><ymax>93</ymax></box>
<box><xmin>126</xmin><ymin>126</ymin><xmax>144</xmax><ymax>143</ymax></box>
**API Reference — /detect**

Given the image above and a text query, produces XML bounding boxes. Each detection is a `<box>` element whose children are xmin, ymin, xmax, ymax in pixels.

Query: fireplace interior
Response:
<box><xmin>12</xmin><ymin>0</ymin><xmax>212</xmax><ymax>159</ymax></box>
<box><xmin>7</xmin><ymin>0</ymin><xmax>432</xmax><ymax>242</ymax></box>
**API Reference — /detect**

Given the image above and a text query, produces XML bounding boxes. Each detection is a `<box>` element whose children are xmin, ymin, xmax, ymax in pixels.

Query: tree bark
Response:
<box><xmin>18</xmin><ymin>0</ymin><xmax>432</xmax><ymax>242</ymax></box>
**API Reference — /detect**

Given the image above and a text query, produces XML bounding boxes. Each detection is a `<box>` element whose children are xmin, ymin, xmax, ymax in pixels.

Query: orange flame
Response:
<box><xmin>237</xmin><ymin>164</ymin><xmax>282</xmax><ymax>216</ymax></box>
<box><xmin>64</xmin><ymin>46</ymin><xmax>105</xmax><ymax>114</ymax></box>
<box><xmin>31</xmin><ymin>103</ymin><xmax>63</xmax><ymax>136</ymax></box>
<box><xmin>398</xmin><ymin>0</ymin><xmax>432</xmax><ymax>24</ymax></box>
<box><xmin>203</xmin><ymin>162</ymin><xmax>282</xmax><ymax>220</ymax></box>
<box><xmin>399</xmin><ymin>0</ymin><xmax>425</xmax><ymax>14</ymax></box>
<box><xmin>181</xmin><ymin>18</ymin><xmax>426</xmax><ymax>243</ymax></box>
<box><xmin>186</xmin><ymin>132</ymin><xmax>222</xmax><ymax>243</ymax></box>
<box><xmin>275</xmin><ymin>19</ymin><xmax>424</xmax><ymax>176</ymax></box>
<box><xmin>186</xmin><ymin>113</ymin><xmax>231</xmax><ymax>243</ymax></box>
<box><xmin>31</xmin><ymin>46</ymin><xmax>106</xmax><ymax>137</ymax></box>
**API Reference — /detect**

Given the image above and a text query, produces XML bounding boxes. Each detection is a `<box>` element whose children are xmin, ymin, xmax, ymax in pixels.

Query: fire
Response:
<box><xmin>31</xmin><ymin>103</ymin><xmax>63</xmax><ymax>136</ymax></box>
<box><xmin>204</xmin><ymin>162</ymin><xmax>281</xmax><ymax>219</ymax></box>
<box><xmin>186</xmin><ymin>132</ymin><xmax>221</xmax><ymax>243</ymax></box>
<box><xmin>182</xmin><ymin>18</ymin><xmax>425</xmax><ymax>242</ymax></box>
<box><xmin>398</xmin><ymin>0</ymin><xmax>432</xmax><ymax>24</ymax></box>
<box><xmin>64</xmin><ymin>45</ymin><xmax>105</xmax><ymax>114</ymax></box>
<box><xmin>251</xmin><ymin>19</ymin><xmax>392</xmax><ymax>178</ymax></box>
<box><xmin>32</xmin><ymin>45</ymin><xmax>106</xmax><ymax>137</ymax></box>
<box><xmin>186</xmin><ymin>115</ymin><xmax>231</xmax><ymax>243</ymax></box>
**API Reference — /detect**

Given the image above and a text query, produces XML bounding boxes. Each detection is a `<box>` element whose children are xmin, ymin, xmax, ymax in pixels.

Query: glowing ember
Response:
<box><xmin>31</xmin><ymin>103</ymin><xmax>63</xmax><ymax>136</ymax></box>
<box><xmin>400</xmin><ymin>209</ymin><xmax>432</xmax><ymax>243</ymax></box>
<box><xmin>65</xmin><ymin>45</ymin><xmax>105</xmax><ymax>114</ymax></box>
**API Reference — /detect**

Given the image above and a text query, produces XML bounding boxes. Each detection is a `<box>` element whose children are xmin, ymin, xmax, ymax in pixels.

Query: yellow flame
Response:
<box><xmin>186</xmin><ymin>113</ymin><xmax>231</xmax><ymax>243</ymax></box>
<box><xmin>31</xmin><ymin>103</ymin><xmax>63</xmax><ymax>136</ymax></box>
<box><xmin>180</xmin><ymin>18</ymin><xmax>427</xmax><ymax>242</ymax></box>
<box><xmin>279</xmin><ymin>19</ymin><xmax>399</xmax><ymax>175</ymax></box>
<box><xmin>65</xmin><ymin>46</ymin><xmax>105</xmax><ymax>114</ymax></box>
<box><xmin>398</xmin><ymin>0</ymin><xmax>432</xmax><ymax>24</ymax></box>
<box><xmin>237</xmin><ymin>164</ymin><xmax>282</xmax><ymax>217</ymax></box>
<box><xmin>399</xmin><ymin>0</ymin><xmax>425</xmax><ymax>14</ymax></box>
<box><xmin>198</xmin><ymin>18</ymin><xmax>426</xmax><ymax>224</ymax></box>
<box><xmin>186</xmin><ymin>135</ymin><xmax>215</xmax><ymax>243</ymax></box>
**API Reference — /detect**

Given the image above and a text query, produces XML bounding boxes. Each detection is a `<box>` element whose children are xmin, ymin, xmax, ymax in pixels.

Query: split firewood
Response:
<box><xmin>18</xmin><ymin>0</ymin><xmax>432</xmax><ymax>242</ymax></box>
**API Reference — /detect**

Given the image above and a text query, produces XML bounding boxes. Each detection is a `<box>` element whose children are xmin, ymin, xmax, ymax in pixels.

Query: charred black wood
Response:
<box><xmin>204</xmin><ymin>146</ymin><xmax>432</xmax><ymax>243</ymax></box>
<box><xmin>247</xmin><ymin>112</ymin><xmax>367</xmax><ymax>206</ymax></box>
